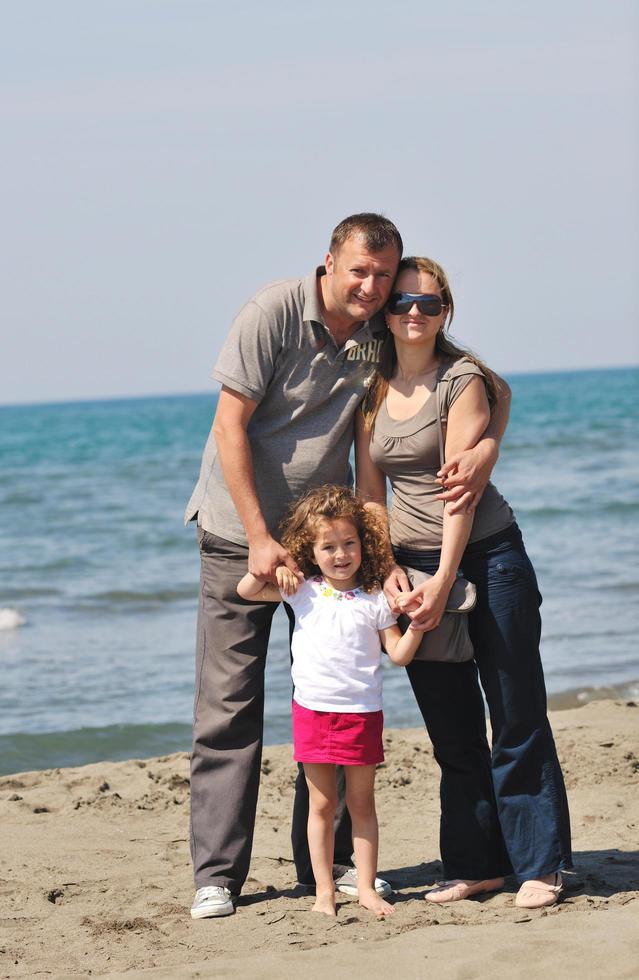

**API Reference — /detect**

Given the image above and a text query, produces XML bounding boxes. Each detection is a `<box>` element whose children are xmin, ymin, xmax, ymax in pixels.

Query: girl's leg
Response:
<box><xmin>304</xmin><ymin>763</ymin><xmax>338</xmax><ymax>916</ymax></box>
<box><xmin>286</xmin><ymin>604</ymin><xmax>354</xmax><ymax>887</ymax></box>
<box><xmin>292</xmin><ymin>763</ymin><xmax>353</xmax><ymax>887</ymax></box>
<box><xmin>344</xmin><ymin>765</ymin><xmax>394</xmax><ymax>916</ymax></box>
<box><xmin>462</xmin><ymin>531</ymin><xmax>572</xmax><ymax>884</ymax></box>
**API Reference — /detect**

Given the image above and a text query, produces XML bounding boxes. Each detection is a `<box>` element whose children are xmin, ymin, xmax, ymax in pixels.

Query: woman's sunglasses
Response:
<box><xmin>387</xmin><ymin>292</ymin><xmax>447</xmax><ymax>316</ymax></box>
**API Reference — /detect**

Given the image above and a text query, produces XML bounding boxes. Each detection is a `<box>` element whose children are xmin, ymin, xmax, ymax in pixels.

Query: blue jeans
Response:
<box><xmin>395</xmin><ymin>524</ymin><xmax>572</xmax><ymax>882</ymax></box>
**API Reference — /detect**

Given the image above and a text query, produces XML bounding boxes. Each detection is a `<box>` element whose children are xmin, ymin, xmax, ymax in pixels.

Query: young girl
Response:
<box><xmin>238</xmin><ymin>484</ymin><xmax>422</xmax><ymax>918</ymax></box>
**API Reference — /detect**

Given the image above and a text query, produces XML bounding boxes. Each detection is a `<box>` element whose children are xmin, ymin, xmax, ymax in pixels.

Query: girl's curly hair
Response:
<box><xmin>280</xmin><ymin>484</ymin><xmax>393</xmax><ymax>592</ymax></box>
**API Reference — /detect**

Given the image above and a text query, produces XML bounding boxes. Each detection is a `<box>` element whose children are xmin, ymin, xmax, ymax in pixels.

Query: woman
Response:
<box><xmin>355</xmin><ymin>256</ymin><xmax>572</xmax><ymax>909</ymax></box>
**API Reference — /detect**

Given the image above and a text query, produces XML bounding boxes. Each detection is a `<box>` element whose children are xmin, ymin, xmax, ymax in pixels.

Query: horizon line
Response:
<box><xmin>2</xmin><ymin>362</ymin><xmax>637</xmax><ymax>410</ymax></box>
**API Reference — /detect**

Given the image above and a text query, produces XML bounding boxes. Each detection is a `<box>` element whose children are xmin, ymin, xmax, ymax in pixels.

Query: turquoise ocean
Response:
<box><xmin>1</xmin><ymin>367</ymin><xmax>638</xmax><ymax>776</ymax></box>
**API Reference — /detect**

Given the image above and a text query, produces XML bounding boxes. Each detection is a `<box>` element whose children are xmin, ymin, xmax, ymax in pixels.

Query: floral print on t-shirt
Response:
<box><xmin>312</xmin><ymin>575</ymin><xmax>358</xmax><ymax>601</ymax></box>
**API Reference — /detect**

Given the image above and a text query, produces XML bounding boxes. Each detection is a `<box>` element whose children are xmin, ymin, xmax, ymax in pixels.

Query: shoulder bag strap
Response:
<box><xmin>435</xmin><ymin>370</ymin><xmax>445</xmax><ymax>470</ymax></box>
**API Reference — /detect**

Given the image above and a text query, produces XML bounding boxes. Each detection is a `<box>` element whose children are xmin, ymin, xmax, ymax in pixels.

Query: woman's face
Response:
<box><xmin>385</xmin><ymin>269</ymin><xmax>448</xmax><ymax>347</ymax></box>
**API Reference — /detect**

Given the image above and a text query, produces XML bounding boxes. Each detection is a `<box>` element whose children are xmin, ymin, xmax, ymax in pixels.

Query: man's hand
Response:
<box><xmin>436</xmin><ymin>440</ymin><xmax>499</xmax><ymax>515</ymax></box>
<box><xmin>275</xmin><ymin>565</ymin><xmax>303</xmax><ymax>597</ymax></box>
<box><xmin>383</xmin><ymin>565</ymin><xmax>412</xmax><ymax>613</ymax></box>
<box><xmin>397</xmin><ymin>576</ymin><xmax>450</xmax><ymax>632</ymax></box>
<box><xmin>248</xmin><ymin>534</ymin><xmax>301</xmax><ymax>581</ymax></box>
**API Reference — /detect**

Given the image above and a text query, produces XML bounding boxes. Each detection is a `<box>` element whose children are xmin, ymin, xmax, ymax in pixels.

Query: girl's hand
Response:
<box><xmin>396</xmin><ymin>576</ymin><xmax>450</xmax><ymax>632</ymax></box>
<box><xmin>275</xmin><ymin>565</ymin><xmax>303</xmax><ymax>597</ymax></box>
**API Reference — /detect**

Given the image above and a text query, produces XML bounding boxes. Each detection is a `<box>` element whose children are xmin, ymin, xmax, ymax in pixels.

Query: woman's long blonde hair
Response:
<box><xmin>362</xmin><ymin>256</ymin><xmax>500</xmax><ymax>428</ymax></box>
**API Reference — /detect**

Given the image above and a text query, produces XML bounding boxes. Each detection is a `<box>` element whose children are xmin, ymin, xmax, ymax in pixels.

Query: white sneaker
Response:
<box><xmin>334</xmin><ymin>867</ymin><xmax>392</xmax><ymax>898</ymax></box>
<box><xmin>190</xmin><ymin>885</ymin><xmax>235</xmax><ymax>919</ymax></box>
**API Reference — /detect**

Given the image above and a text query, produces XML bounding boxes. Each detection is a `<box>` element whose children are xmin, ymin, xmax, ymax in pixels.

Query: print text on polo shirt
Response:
<box><xmin>345</xmin><ymin>339</ymin><xmax>383</xmax><ymax>362</ymax></box>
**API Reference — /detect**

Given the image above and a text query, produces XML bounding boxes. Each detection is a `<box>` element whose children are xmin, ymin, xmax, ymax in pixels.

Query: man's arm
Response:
<box><xmin>213</xmin><ymin>386</ymin><xmax>300</xmax><ymax>579</ymax></box>
<box><xmin>436</xmin><ymin>371</ymin><xmax>511</xmax><ymax>514</ymax></box>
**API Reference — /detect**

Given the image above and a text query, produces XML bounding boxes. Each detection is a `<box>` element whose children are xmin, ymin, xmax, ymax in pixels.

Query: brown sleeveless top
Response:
<box><xmin>368</xmin><ymin>358</ymin><xmax>514</xmax><ymax>551</ymax></box>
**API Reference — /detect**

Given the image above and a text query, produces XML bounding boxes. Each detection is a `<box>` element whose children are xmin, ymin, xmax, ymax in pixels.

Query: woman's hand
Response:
<box><xmin>436</xmin><ymin>440</ymin><xmax>499</xmax><ymax>514</ymax></box>
<box><xmin>396</xmin><ymin>575</ymin><xmax>451</xmax><ymax>632</ymax></box>
<box><xmin>383</xmin><ymin>565</ymin><xmax>412</xmax><ymax>613</ymax></box>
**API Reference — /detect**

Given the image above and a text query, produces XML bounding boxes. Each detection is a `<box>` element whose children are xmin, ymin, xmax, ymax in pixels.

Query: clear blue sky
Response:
<box><xmin>2</xmin><ymin>0</ymin><xmax>637</xmax><ymax>404</ymax></box>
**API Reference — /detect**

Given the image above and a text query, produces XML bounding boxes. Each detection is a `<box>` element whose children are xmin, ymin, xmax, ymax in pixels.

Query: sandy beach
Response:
<box><xmin>2</xmin><ymin>699</ymin><xmax>637</xmax><ymax>979</ymax></box>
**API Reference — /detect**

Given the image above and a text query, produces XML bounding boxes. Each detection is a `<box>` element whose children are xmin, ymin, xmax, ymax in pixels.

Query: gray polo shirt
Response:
<box><xmin>185</xmin><ymin>267</ymin><xmax>387</xmax><ymax>546</ymax></box>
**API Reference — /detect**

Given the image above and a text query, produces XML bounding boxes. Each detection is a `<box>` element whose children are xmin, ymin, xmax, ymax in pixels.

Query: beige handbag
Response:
<box><xmin>397</xmin><ymin>372</ymin><xmax>476</xmax><ymax>663</ymax></box>
<box><xmin>397</xmin><ymin>565</ymin><xmax>476</xmax><ymax>663</ymax></box>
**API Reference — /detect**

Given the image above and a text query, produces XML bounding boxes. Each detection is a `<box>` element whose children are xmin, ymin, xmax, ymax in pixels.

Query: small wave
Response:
<box><xmin>86</xmin><ymin>587</ymin><xmax>197</xmax><ymax>607</ymax></box>
<box><xmin>602</xmin><ymin>500</ymin><xmax>639</xmax><ymax>514</ymax></box>
<box><xmin>1</xmin><ymin>587</ymin><xmax>59</xmax><ymax>600</ymax></box>
<box><xmin>0</xmin><ymin>721</ymin><xmax>191</xmax><ymax>776</ymax></box>
<box><xmin>519</xmin><ymin>500</ymin><xmax>639</xmax><ymax>519</ymax></box>
<box><xmin>596</xmin><ymin>581</ymin><xmax>639</xmax><ymax>594</ymax></box>
<box><xmin>548</xmin><ymin>679</ymin><xmax>639</xmax><ymax>711</ymax></box>
<box><xmin>517</xmin><ymin>506</ymin><xmax>568</xmax><ymax>518</ymax></box>
<box><xmin>543</xmin><ymin>629</ymin><xmax>636</xmax><ymax>643</ymax></box>
<box><xmin>0</xmin><ymin>608</ymin><xmax>26</xmax><ymax>631</ymax></box>
<box><xmin>2</xmin><ymin>492</ymin><xmax>40</xmax><ymax>505</ymax></box>
<box><xmin>37</xmin><ymin>557</ymin><xmax>91</xmax><ymax>572</ymax></box>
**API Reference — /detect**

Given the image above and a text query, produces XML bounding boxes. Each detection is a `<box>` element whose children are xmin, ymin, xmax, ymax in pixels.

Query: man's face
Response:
<box><xmin>324</xmin><ymin>234</ymin><xmax>400</xmax><ymax>325</ymax></box>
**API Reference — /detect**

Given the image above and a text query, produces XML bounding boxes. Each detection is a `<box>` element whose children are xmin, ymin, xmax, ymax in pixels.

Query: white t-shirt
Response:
<box><xmin>285</xmin><ymin>576</ymin><xmax>396</xmax><ymax>713</ymax></box>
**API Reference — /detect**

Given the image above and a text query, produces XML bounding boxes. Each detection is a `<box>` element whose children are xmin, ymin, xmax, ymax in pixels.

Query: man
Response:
<box><xmin>185</xmin><ymin>213</ymin><xmax>403</xmax><ymax>918</ymax></box>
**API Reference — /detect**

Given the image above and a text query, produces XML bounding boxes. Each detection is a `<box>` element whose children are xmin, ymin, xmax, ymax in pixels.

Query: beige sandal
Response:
<box><xmin>515</xmin><ymin>872</ymin><xmax>563</xmax><ymax>909</ymax></box>
<box><xmin>425</xmin><ymin>877</ymin><xmax>505</xmax><ymax>903</ymax></box>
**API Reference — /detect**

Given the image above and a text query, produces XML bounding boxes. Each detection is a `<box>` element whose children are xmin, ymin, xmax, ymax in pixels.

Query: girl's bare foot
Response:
<box><xmin>358</xmin><ymin>887</ymin><xmax>395</xmax><ymax>916</ymax></box>
<box><xmin>312</xmin><ymin>891</ymin><xmax>337</xmax><ymax>917</ymax></box>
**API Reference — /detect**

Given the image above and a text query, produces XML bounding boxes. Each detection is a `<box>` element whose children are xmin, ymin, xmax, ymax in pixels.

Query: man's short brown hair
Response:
<box><xmin>329</xmin><ymin>213</ymin><xmax>403</xmax><ymax>258</ymax></box>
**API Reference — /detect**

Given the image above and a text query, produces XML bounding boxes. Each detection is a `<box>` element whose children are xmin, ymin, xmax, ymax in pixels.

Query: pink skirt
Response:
<box><xmin>292</xmin><ymin>699</ymin><xmax>384</xmax><ymax>766</ymax></box>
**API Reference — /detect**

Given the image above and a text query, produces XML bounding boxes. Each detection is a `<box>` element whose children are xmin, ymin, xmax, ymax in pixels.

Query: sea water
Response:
<box><xmin>1</xmin><ymin>367</ymin><xmax>637</xmax><ymax>775</ymax></box>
